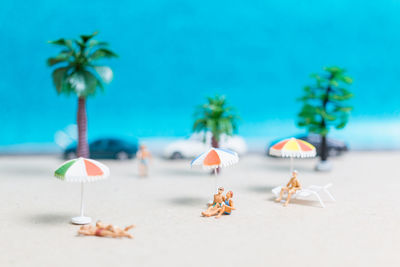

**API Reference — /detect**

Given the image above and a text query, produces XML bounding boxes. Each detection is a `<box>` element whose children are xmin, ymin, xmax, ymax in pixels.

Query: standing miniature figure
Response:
<box><xmin>275</xmin><ymin>170</ymin><xmax>302</xmax><ymax>207</ymax></box>
<box><xmin>215</xmin><ymin>191</ymin><xmax>235</xmax><ymax>219</ymax></box>
<box><xmin>201</xmin><ymin>187</ymin><xmax>225</xmax><ymax>217</ymax></box>
<box><xmin>136</xmin><ymin>145</ymin><xmax>152</xmax><ymax>177</ymax></box>
<box><xmin>78</xmin><ymin>221</ymin><xmax>135</xmax><ymax>238</ymax></box>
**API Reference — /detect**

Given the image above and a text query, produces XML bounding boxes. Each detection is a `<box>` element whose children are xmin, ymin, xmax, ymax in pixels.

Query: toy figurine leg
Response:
<box><xmin>124</xmin><ymin>232</ymin><xmax>134</xmax><ymax>239</ymax></box>
<box><xmin>139</xmin><ymin>163</ymin><xmax>144</xmax><ymax>177</ymax></box>
<box><xmin>209</xmin><ymin>209</ymin><xmax>219</xmax><ymax>217</ymax></box>
<box><xmin>124</xmin><ymin>225</ymin><xmax>135</xmax><ymax>231</ymax></box>
<box><xmin>284</xmin><ymin>192</ymin><xmax>293</xmax><ymax>207</ymax></box>
<box><xmin>202</xmin><ymin>205</ymin><xmax>218</xmax><ymax>217</ymax></box>
<box><xmin>203</xmin><ymin>206</ymin><xmax>211</xmax><ymax>215</ymax></box>
<box><xmin>139</xmin><ymin>163</ymin><xmax>147</xmax><ymax>177</ymax></box>
<box><xmin>275</xmin><ymin>187</ymin><xmax>287</xmax><ymax>202</ymax></box>
<box><xmin>215</xmin><ymin>206</ymin><xmax>225</xmax><ymax>219</ymax></box>
<box><xmin>202</xmin><ymin>208</ymin><xmax>212</xmax><ymax>217</ymax></box>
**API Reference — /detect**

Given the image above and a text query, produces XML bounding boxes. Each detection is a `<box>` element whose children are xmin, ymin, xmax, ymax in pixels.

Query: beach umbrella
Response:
<box><xmin>54</xmin><ymin>157</ymin><xmax>110</xmax><ymax>225</ymax></box>
<box><xmin>269</xmin><ymin>137</ymin><xmax>316</xmax><ymax>173</ymax></box>
<box><xmin>191</xmin><ymin>147</ymin><xmax>239</xmax><ymax>175</ymax></box>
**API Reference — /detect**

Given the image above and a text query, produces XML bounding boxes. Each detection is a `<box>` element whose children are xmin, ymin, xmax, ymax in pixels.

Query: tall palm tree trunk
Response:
<box><xmin>319</xmin><ymin>83</ymin><xmax>331</xmax><ymax>163</ymax></box>
<box><xmin>320</xmin><ymin>135</ymin><xmax>328</xmax><ymax>161</ymax></box>
<box><xmin>211</xmin><ymin>135</ymin><xmax>219</xmax><ymax>148</ymax></box>
<box><xmin>77</xmin><ymin>97</ymin><xmax>89</xmax><ymax>158</ymax></box>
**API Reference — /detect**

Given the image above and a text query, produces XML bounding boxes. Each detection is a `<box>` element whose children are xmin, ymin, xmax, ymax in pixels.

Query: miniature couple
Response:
<box><xmin>78</xmin><ymin>221</ymin><xmax>135</xmax><ymax>238</ymax></box>
<box><xmin>275</xmin><ymin>170</ymin><xmax>301</xmax><ymax>206</ymax></box>
<box><xmin>202</xmin><ymin>187</ymin><xmax>235</xmax><ymax>218</ymax></box>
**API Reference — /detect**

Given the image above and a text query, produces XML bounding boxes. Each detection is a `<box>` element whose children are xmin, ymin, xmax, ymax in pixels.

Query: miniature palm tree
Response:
<box><xmin>47</xmin><ymin>32</ymin><xmax>117</xmax><ymax>158</ymax></box>
<box><xmin>297</xmin><ymin>66</ymin><xmax>353</xmax><ymax>170</ymax></box>
<box><xmin>193</xmin><ymin>95</ymin><xmax>239</xmax><ymax>148</ymax></box>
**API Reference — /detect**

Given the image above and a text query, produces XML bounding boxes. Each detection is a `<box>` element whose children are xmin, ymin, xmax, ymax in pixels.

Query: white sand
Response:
<box><xmin>0</xmin><ymin>152</ymin><xmax>399</xmax><ymax>267</ymax></box>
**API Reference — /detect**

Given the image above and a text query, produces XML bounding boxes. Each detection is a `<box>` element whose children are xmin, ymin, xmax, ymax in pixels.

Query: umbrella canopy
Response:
<box><xmin>54</xmin><ymin>157</ymin><xmax>110</xmax><ymax>225</ymax></box>
<box><xmin>54</xmin><ymin>157</ymin><xmax>110</xmax><ymax>182</ymax></box>
<box><xmin>191</xmin><ymin>147</ymin><xmax>239</xmax><ymax>170</ymax></box>
<box><xmin>269</xmin><ymin>137</ymin><xmax>316</xmax><ymax>158</ymax></box>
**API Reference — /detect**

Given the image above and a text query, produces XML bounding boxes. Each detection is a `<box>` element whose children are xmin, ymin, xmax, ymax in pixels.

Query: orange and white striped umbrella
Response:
<box><xmin>54</xmin><ymin>157</ymin><xmax>110</xmax><ymax>182</ymax></box>
<box><xmin>54</xmin><ymin>157</ymin><xmax>110</xmax><ymax>225</ymax></box>
<box><xmin>269</xmin><ymin>137</ymin><xmax>316</xmax><ymax>158</ymax></box>
<box><xmin>191</xmin><ymin>147</ymin><xmax>239</xmax><ymax>170</ymax></box>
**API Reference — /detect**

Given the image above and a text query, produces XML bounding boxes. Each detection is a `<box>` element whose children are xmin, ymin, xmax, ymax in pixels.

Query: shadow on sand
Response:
<box><xmin>1</xmin><ymin>166</ymin><xmax>50</xmax><ymax>176</ymax></box>
<box><xmin>261</xmin><ymin>163</ymin><xmax>315</xmax><ymax>173</ymax></box>
<box><xmin>167</xmin><ymin>196</ymin><xmax>208</xmax><ymax>206</ymax></box>
<box><xmin>28</xmin><ymin>213</ymin><xmax>74</xmax><ymax>225</ymax></box>
<box><xmin>159</xmin><ymin>168</ymin><xmax>208</xmax><ymax>177</ymax></box>
<box><xmin>267</xmin><ymin>196</ymin><xmax>326</xmax><ymax>208</ymax></box>
<box><xmin>246</xmin><ymin>185</ymin><xmax>277</xmax><ymax>194</ymax></box>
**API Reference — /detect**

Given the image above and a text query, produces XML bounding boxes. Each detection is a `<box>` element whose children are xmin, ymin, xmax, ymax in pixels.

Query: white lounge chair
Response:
<box><xmin>272</xmin><ymin>183</ymin><xmax>336</xmax><ymax>208</ymax></box>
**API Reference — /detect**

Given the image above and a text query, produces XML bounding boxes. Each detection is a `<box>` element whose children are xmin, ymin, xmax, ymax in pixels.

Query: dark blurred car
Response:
<box><xmin>267</xmin><ymin>134</ymin><xmax>348</xmax><ymax>157</ymax></box>
<box><xmin>64</xmin><ymin>138</ymin><xmax>138</xmax><ymax>160</ymax></box>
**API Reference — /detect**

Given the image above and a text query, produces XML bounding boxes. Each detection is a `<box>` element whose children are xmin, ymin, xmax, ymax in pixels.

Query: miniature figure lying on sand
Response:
<box><xmin>275</xmin><ymin>170</ymin><xmax>302</xmax><ymax>206</ymax></box>
<box><xmin>78</xmin><ymin>221</ymin><xmax>135</xmax><ymax>238</ymax></box>
<box><xmin>201</xmin><ymin>187</ymin><xmax>235</xmax><ymax>218</ymax></box>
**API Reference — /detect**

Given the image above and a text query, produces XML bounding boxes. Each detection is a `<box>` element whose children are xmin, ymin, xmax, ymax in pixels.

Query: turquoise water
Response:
<box><xmin>1</xmin><ymin>1</ymin><xmax>400</xmax><ymax>150</ymax></box>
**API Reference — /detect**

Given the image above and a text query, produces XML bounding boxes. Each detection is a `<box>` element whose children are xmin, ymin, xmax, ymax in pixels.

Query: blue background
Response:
<box><xmin>1</xmin><ymin>0</ymin><xmax>400</xmax><ymax>150</ymax></box>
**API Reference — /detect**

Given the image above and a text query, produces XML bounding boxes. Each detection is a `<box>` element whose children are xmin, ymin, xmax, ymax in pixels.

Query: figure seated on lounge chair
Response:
<box><xmin>78</xmin><ymin>221</ymin><xmax>135</xmax><ymax>238</ymax></box>
<box><xmin>275</xmin><ymin>170</ymin><xmax>302</xmax><ymax>207</ymax></box>
<box><xmin>201</xmin><ymin>187</ymin><xmax>235</xmax><ymax>218</ymax></box>
<box><xmin>272</xmin><ymin>179</ymin><xmax>336</xmax><ymax>208</ymax></box>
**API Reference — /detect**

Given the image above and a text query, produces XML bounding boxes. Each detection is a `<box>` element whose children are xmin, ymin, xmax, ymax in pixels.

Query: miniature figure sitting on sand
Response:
<box><xmin>78</xmin><ymin>221</ymin><xmax>135</xmax><ymax>238</ymax></box>
<box><xmin>201</xmin><ymin>187</ymin><xmax>235</xmax><ymax>218</ymax></box>
<box><xmin>275</xmin><ymin>170</ymin><xmax>302</xmax><ymax>206</ymax></box>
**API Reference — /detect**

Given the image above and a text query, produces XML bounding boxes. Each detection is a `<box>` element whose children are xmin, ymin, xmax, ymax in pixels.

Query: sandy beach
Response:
<box><xmin>0</xmin><ymin>152</ymin><xmax>399</xmax><ymax>267</ymax></box>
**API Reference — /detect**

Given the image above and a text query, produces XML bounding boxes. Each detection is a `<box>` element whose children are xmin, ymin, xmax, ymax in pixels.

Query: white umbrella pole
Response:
<box><xmin>71</xmin><ymin>182</ymin><xmax>91</xmax><ymax>225</ymax></box>
<box><xmin>290</xmin><ymin>157</ymin><xmax>294</xmax><ymax>174</ymax></box>
<box><xmin>80</xmin><ymin>182</ymin><xmax>85</xmax><ymax>217</ymax></box>
<box><xmin>213</xmin><ymin>168</ymin><xmax>217</xmax><ymax>189</ymax></box>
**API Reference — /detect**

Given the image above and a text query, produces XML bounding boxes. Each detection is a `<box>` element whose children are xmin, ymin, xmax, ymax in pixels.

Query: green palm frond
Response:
<box><xmin>193</xmin><ymin>95</ymin><xmax>239</xmax><ymax>142</ymax></box>
<box><xmin>47</xmin><ymin>32</ymin><xmax>117</xmax><ymax>97</ymax></box>
<box><xmin>297</xmin><ymin>66</ymin><xmax>353</xmax><ymax>136</ymax></box>
<box><xmin>89</xmin><ymin>48</ymin><xmax>118</xmax><ymax>61</ymax></box>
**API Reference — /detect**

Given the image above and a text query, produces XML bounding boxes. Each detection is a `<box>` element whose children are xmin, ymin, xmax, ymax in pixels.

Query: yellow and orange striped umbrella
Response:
<box><xmin>269</xmin><ymin>137</ymin><xmax>316</xmax><ymax>173</ymax></box>
<box><xmin>269</xmin><ymin>137</ymin><xmax>316</xmax><ymax>158</ymax></box>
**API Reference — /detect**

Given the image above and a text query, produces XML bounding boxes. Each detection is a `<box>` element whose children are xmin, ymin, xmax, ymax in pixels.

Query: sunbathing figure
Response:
<box><xmin>201</xmin><ymin>187</ymin><xmax>225</xmax><ymax>217</ymax></box>
<box><xmin>78</xmin><ymin>221</ymin><xmax>135</xmax><ymax>238</ymax></box>
<box><xmin>275</xmin><ymin>170</ymin><xmax>302</xmax><ymax>207</ymax></box>
<box><xmin>215</xmin><ymin>191</ymin><xmax>235</xmax><ymax>219</ymax></box>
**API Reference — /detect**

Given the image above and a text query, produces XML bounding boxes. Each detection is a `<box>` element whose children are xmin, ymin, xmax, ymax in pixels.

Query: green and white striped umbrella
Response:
<box><xmin>54</xmin><ymin>157</ymin><xmax>110</xmax><ymax>182</ymax></box>
<box><xmin>54</xmin><ymin>157</ymin><xmax>110</xmax><ymax>225</ymax></box>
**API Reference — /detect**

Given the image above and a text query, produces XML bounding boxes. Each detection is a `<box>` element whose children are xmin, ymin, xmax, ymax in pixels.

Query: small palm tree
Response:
<box><xmin>47</xmin><ymin>32</ymin><xmax>117</xmax><ymax>158</ymax></box>
<box><xmin>298</xmin><ymin>66</ymin><xmax>353</xmax><ymax>170</ymax></box>
<box><xmin>193</xmin><ymin>95</ymin><xmax>239</xmax><ymax>148</ymax></box>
